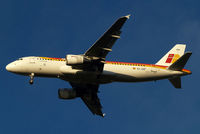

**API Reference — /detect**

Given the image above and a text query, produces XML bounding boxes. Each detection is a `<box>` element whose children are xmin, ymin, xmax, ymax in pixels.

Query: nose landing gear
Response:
<box><xmin>29</xmin><ymin>73</ymin><xmax>34</xmax><ymax>85</ymax></box>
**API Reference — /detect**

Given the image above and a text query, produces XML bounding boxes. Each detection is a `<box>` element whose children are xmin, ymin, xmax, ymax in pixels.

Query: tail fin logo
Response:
<box><xmin>165</xmin><ymin>54</ymin><xmax>180</xmax><ymax>63</ymax></box>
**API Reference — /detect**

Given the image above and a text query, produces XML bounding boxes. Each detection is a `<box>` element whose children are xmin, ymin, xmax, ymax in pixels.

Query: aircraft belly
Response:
<box><xmin>59</xmin><ymin>65</ymin><xmax>110</xmax><ymax>84</ymax></box>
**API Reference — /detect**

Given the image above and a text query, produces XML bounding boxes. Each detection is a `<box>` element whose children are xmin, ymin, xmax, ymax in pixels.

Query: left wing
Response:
<box><xmin>67</xmin><ymin>15</ymin><xmax>130</xmax><ymax>72</ymax></box>
<box><xmin>70</xmin><ymin>82</ymin><xmax>105</xmax><ymax>117</ymax></box>
<box><xmin>84</xmin><ymin>14</ymin><xmax>130</xmax><ymax>59</ymax></box>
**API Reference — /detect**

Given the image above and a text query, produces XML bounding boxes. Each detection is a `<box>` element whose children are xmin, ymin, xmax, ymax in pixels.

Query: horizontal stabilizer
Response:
<box><xmin>168</xmin><ymin>52</ymin><xmax>192</xmax><ymax>71</ymax></box>
<box><xmin>169</xmin><ymin>77</ymin><xmax>181</xmax><ymax>89</ymax></box>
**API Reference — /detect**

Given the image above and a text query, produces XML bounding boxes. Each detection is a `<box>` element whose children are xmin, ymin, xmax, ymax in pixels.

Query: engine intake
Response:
<box><xmin>58</xmin><ymin>88</ymin><xmax>77</xmax><ymax>99</ymax></box>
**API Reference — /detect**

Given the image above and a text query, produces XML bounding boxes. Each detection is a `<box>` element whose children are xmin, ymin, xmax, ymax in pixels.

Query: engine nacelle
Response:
<box><xmin>66</xmin><ymin>55</ymin><xmax>84</xmax><ymax>65</ymax></box>
<box><xmin>58</xmin><ymin>88</ymin><xmax>77</xmax><ymax>99</ymax></box>
<box><xmin>66</xmin><ymin>54</ymin><xmax>92</xmax><ymax>65</ymax></box>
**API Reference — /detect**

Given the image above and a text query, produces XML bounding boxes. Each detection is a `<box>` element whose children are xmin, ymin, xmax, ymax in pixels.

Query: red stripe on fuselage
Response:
<box><xmin>105</xmin><ymin>61</ymin><xmax>191</xmax><ymax>73</ymax></box>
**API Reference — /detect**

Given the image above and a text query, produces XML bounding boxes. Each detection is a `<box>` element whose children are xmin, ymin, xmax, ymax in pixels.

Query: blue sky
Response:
<box><xmin>1</xmin><ymin>0</ymin><xmax>200</xmax><ymax>133</ymax></box>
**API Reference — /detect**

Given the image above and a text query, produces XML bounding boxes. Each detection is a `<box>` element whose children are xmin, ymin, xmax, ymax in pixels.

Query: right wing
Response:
<box><xmin>70</xmin><ymin>82</ymin><xmax>105</xmax><ymax>117</ymax></box>
<box><xmin>81</xmin><ymin>91</ymin><xmax>104</xmax><ymax>117</ymax></box>
<box><xmin>84</xmin><ymin>14</ymin><xmax>130</xmax><ymax>59</ymax></box>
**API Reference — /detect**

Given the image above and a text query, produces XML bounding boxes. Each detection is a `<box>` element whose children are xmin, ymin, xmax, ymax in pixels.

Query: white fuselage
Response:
<box><xmin>6</xmin><ymin>56</ymin><xmax>190</xmax><ymax>84</ymax></box>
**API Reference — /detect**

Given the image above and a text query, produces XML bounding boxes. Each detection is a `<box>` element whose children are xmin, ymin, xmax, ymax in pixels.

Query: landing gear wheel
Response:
<box><xmin>29</xmin><ymin>73</ymin><xmax>34</xmax><ymax>85</ymax></box>
<box><xmin>29</xmin><ymin>80</ymin><xmax>33</xmax><ymax>85</ymax></box>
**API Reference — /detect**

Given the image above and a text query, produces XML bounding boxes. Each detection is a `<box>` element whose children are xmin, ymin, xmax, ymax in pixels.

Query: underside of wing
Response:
<box><xmin>81</xmin><ymin>92</ymin><xmax>104</xmax><ymax>117</ymax></box>
<box><xmin>84</xmin><ymin>14</ymin><xmax>130</xmax><ymax>59</ymax></box>
<box><xmin>70</xmin><ymin>82</ymin><xmax>105</xmax><ymax>117</ymax></box>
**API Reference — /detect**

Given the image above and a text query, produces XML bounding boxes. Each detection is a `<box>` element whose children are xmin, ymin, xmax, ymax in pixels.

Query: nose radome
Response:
<box><xmin>6</xmin><ymin>64</ymin><xmax>11</xmax><ymax>71</ymax></box>
<box><xmin>6</xmin><ymin>63</ymin><xmax>14</xmax><ymax>72</ymax></box>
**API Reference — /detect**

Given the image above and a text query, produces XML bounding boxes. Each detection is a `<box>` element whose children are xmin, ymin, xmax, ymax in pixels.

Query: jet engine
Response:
<box><xmin>66</xmin><ymin>55</ymin><xmax>84</xmax><ymax>65</ymax></box>
<box><xmin>66</xmin><ymin>55</ymin><xmax>92</xmax><ymax>65</ymax></box>
<box><xmin>58</xmin><ymin>88</ymin><xmax>77</xmax><ymax>99</ymax></box>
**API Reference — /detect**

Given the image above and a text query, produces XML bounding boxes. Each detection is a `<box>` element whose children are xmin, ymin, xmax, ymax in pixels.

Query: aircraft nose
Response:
<box><xmin>6</xmin><ymin>64</ymin><xmax>11</xmax><ymax>71</ymax></box>
<box><xmin>6</xmin><ymin>63</ymin><xmax>15</xmax><ymax>72</ymax></box>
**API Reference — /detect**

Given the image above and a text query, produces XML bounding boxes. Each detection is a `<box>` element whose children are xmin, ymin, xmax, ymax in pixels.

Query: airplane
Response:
<box><xmin>6</xmin><ymin>14</ymin><xmax>192</xmax><ymax>117</ymax></box>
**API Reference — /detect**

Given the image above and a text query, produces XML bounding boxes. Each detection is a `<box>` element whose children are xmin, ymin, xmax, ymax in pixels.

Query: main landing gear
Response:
<box><xmin>29</xmin><ymin>73</ymin><xmax>34</xmax><ymax>85</ymax></box>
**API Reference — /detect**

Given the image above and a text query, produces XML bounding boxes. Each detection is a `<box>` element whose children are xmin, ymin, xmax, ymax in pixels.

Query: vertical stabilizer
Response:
<box><xmin>168</xmin><ymin>52</ymin><xmax>192</xmax><ymax>71</ymax></box>
<box><xmin>156</xmin><ymin>44</ymin><xmax>186</xmax><ymax>66</ymax></box>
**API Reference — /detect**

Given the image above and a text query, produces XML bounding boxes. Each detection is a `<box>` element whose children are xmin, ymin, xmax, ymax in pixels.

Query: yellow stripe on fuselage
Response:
<box><xmin>39</xmin><ymin>57</ymin><xmax>65</xmax><ymax>61</ymax></box>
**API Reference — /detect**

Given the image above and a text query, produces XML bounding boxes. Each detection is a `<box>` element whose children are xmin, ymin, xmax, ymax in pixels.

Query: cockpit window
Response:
<box><xmin>18</xmin><ymin>58</ymin><xmax>23</xmax><ymax>60</ymax></box>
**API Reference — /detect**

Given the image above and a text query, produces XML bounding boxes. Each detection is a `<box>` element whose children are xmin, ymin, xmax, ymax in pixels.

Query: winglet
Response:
<box><xmin>125</xmin><ymin>14</ymin><xmax>131</xmax><ymax>19</ymax></box>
